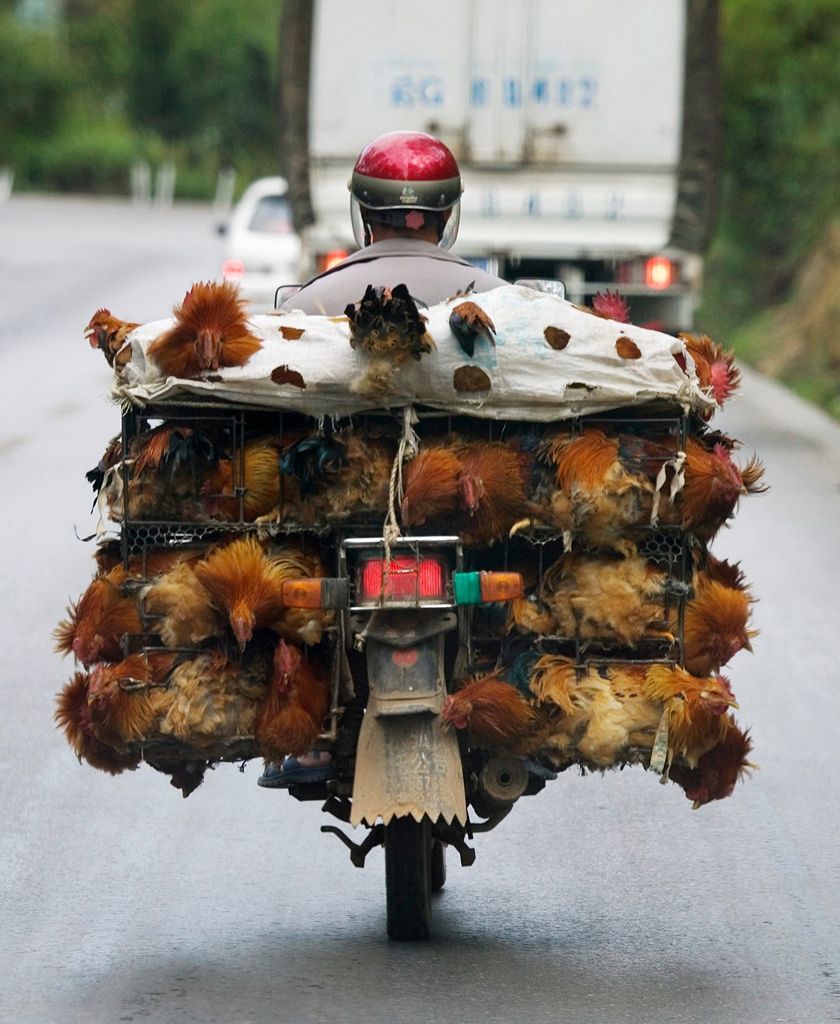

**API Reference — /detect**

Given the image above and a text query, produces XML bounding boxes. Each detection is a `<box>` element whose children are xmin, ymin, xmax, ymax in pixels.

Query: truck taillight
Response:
<box><xmin>645</xmin><ymin>256</ymin><xmax>673</xmax><ymax>290</ymax></box>
<box><xmin>358</xmin><ymin>557</ymin><xmax>446</xmax><ymax>602</ymax></box>
<box><xmin>317</xmin><ymin>249</ymin><xmax>349</xmax><ymax>272</ymax></box>
<box><xmin>222</xmin><ymin>258</ymin><xmax>245</xmax><ymax>281</ymax></box>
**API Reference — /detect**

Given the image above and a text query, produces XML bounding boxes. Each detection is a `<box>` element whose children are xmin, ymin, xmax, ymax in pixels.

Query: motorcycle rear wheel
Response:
<box><xmin>431</xmin><ymin>839</ymin><xmax>446</xmax><ymax>893</ymax></box>
<box><xmin>384</xmin><ymin>816</ymin><xmax>432</xmax><ymax>940</ymax></box>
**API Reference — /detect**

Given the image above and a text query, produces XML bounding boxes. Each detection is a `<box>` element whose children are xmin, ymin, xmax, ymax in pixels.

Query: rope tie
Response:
<box><xmin>650</xmin><ymin>450</ymin><xmax>686</xmax><ymax>527</ymax></box>
<box><xmin>354</xmin><ymin>406</ymin><xmax>419</xmax><ymax>651</ymax></box>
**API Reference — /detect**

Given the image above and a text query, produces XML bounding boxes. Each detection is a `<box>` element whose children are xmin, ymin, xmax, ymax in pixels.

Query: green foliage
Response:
<box><xmin>0</xmin><ymin>12</ymin><xmax>72</xmax><ymax>159</ymax></box>
<box><xmin>3</xmin><ymin>0</ymin><xmax>281</xmax><ymax>196</ymax></box>
<box><xmin>701</xmin><ymin>0</ymin><xmax>840</xmax><ymax>333</ymax></box>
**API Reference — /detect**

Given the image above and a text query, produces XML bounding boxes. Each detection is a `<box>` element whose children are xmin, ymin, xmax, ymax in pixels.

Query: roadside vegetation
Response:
<box><xmin>698</xmin><ymin>0</ymin><xmax>840</xmax><ymax>415</ymax></box>
<box><xmin>1</xmin><ymin>0</ymin><xmax>838</xmax><ymax>413</ymax></box>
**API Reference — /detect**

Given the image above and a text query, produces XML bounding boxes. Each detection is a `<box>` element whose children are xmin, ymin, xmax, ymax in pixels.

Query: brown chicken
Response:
<box><xmin>540</xmin><ymin>429</ymin><xmax>670</xmax><ymax>552</ymax></box>
<box><xmin>54</xmin><ymin>672</ymin><xmax>141</xmax><ymax>774</ymax></box>
<box><xmin>255</xmin><ymin>640</ymin><xmax>331</xmax><ymax>759</ymax></box>
<box><xmin>679</xmin><ymin>333</ymin><xmax>741</xmax><ymax>409</ymax></box>
<box><xmin>681</xmin><ymin>576</ymin><xmax>757</xmax><ymax>676</ymax></box>
<box><xmin>644</xmin><ymin>664</ymin><xmax>738</xmax><ymax>768</ymax></box>
<box><xmin>449</xmin><ymin>300</ymin><xmax>496</xmax><ymax>358</ymax></box>
<box><xmin>345</xmin><ymin>283</ymin><xmax>435</xmax><ymax>396</ymax></box>
<box><xmin>86</xmin><ymin>653</ymin><xmax>175</xmax><ymax>749</ymax></box>
<box><xmin>400</xmin><ymin>446</ymin><xmax>463</xmax><ymax>526</ymax></box>
<box><xmin>193</xmin><ymin>536</ymin><xmax>328</xmax><ymax>649</ymax></box>
<box><xmin>401</xmin><ymin>440</ymin><xmax>537</xmax><ymax>545</ymax></box>
<box><xmin>528</xmin><ymin>656</ymin><xmax>662</xmax><ymax>767</ymax></box>
<box><xmin>85</xmin><ymin>308</ymin><xmax>139</xmax><ymax>371</ymax></box>
<box><xmin>541</xmin><ymin>429</ymin><xmax>765</xmax><ymax>547</ymax></box>
<box><xmin>441</xmin><ymin>674</ymin><xmax>552</xmax><ymax>756</ymax></box>
<box><xmin>157</xmin><ymin>648</ymin><xmax>270</xmax><ymax>746</ymax></box>
<box><xmin>200</xmin><ymin>434</ymin><xmax>301</xmax><ymax>522</ymax></box>
<box><xmin>147</xmin><ymin>280</ymin><xmax>262</xmax><ymax>379</ymax></box>
<box><xmin>668</xmin><ymin>720</ymin><xmax>753</xmax><ymax>807</ymax></box>
<box><xmin>663</xmin><ymin>437</ymin><xmax>766</xmax><ymax>540</ymax></box>
<box><xmin>98</xmin><ymin>423</ymin><xmax>224</xmax><ymax>522</ymax></box>
<box><xmin>54</xmin><ymin>566</ymin><xmax>142</xmax><ymax>667</ymax></box>
<box><xmin>540</xmin><ymin>549</ymin><xmax>676</xmax><ymax>646</ymax></box>
<box><xmin>140</xmin><ymin>561</ymin><xmax>226</xmax><ymax>648</ymax></box>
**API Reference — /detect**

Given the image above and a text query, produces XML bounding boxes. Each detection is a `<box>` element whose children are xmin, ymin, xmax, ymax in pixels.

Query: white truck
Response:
<box><xmin>279</xmin><ymin>0</ymin><xmax>720</xmax><ymax>331</ymax></box>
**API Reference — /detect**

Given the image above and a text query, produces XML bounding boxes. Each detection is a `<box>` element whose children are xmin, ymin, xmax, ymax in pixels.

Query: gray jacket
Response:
<box><xmin>279</xmin><ymin>239</ymin><xmax>507</xmax><ymax>315</ymax></box>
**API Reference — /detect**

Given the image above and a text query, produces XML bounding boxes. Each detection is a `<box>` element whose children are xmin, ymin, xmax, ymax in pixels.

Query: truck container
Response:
<box><xmin>279</xmin><ymin>0</ymin><xmax>720</xmax><ymax>331</ymax></box>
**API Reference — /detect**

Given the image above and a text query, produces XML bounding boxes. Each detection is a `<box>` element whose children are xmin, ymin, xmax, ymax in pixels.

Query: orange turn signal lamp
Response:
<box><xmin>282</xmin><ymin>577</ymin><xmax>350</xmax><ymax>610</ymax></box>
<box><xmin>452</xmin><ymin>571</ymin><xmax>524</xmax><ymax>605</ymax></box>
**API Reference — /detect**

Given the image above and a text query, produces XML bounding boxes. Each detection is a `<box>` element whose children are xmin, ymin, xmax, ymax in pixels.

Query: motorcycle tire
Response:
<box><xmin>384</xmin><ymin>816</ymin><xmax>432</xmax><ymax>941</ymax></box>
<box><xmin>431</xmin><ymin>839</ymin><xmax>446</xmax><ymax>893</ymax></box>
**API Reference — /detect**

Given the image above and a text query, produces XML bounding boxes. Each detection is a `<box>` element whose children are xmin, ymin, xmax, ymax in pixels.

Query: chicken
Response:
<box><xmin>400</xmin><ymin>445</ymin><xmax>463</xmax><ymax>526</ymax></box>
<box><xmin>681</xmin><ymin>575</ymin><xmax>757</xmax><ymax>676</ymax></box>
<box><xmin>85</xmin><ymin>308</ymin><xmax>139</xmax><ymax>371</ymax></box>
<box><xmin>441</xmin><ymin>674</ymin><xmax>553</xmax><ymax>756</ymax></box>
<box><xmin>345</xmin><ymin>283</ymin><xmax>435</xmax><ymax>396</ymax></box>
<box><xmin>541</xmin><ymin>428</ymin><xmax>766</xmax><ymax>547</ymax></box>
<box><xmin>200</xmin><ymin>434</ymin><xmax>301</xmax><ymax>522</ymax></box>
<box><xmin>401</xmin><ymin>440</ymin><xmax>538</xmax><ymax>545</ymax></box>
<box><xmin>455</xmin><ymin>441</ymin><xmax>540</xmax><ymax>545</ymax></box>
<box><xmin>54</xmin><ymin>566</ymin><xmax>142</xmax><ymax>667</ymax></box>
<box><xmin>449</xmin><ymin>300</ymin><xmax>496</xmax><ymax>357</ymax></box>
<box><xmin>668</xmin><ymin>720</ymin><xmax>753</xmax><ymax>807</ymax></box>
<box><xmin>528</xmin><ymin>656</ymin><xmax>662</xmax><ymax>767</ymax></box>
<box><xmin>140</xmin><ymin>560</ymin><xmax>226</xmax><ymax>648</ymax></box>
<box><xmin>255</xmin><ymin>640</ymin><xmax>331</xmax><ymax>759</ymax></box>
<box><xmin>99</xmin><ymin>422</ymin><xmax>226</xmax><ymax>522</ymax></box>
<box><xmin>277</xmin><ymin>429</ymin><xmax>394</xmax><ymax>525</ymax></box>
<box><xmin>193</xmin><ymin>536</ymin><xmax>328</xmax><ymax>649</ymax></box>
<box><xmin>644</xmin><ymin>664</ymin><xmax>738</xmax><ymax>768</ymax></box>
<box><xmin>147</xmin><ymin>280</ymin><xmax>262</xmax><ymax>379</ymax></box>
<box><xmin>679</xmin><ymin>333</ymin><xmax>741</xmax><ymax>410</ymax></box>
<box><xmin>540</xmin><ymin>429</ymin><xmax>672</xmax><ymax>552</ymax></box>
<box><xmin>591</xmin><ymin>290</ymin><xmax>631</xmax><ymax>323</ymax></box>
<box><xmin>86</xmin><ymin>653</ymin><xmax>174</xmax><ymax>749</ymax></box>
<box><xmin>541</xmin><ymin>550</ymin><xmax>678</xmax><ymax>646</ymax></box>
<box><xmin>54</xmin><ymin>672</ymin><xmax>141</xmax><ymax>774</ymax></box>
<box><xmin>157</xmin><ymin>648</ymin><xmax>270</xmax><ymax>746</ymax></box>
<box><xmin>92</xmin><ymin>542</ymin><xmax>207</xmax><ymax>581</ymax></box>
<box><xmin>664</xmin><ymin>437</ymin><xmax>766</xmax><ymax>540</ymax></box>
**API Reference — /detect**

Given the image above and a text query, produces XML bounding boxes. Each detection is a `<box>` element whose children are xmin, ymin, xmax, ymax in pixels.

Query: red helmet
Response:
<box><xmin>349</xmin><ymin>131</ymin><xmax>463</xmax><ymax>249</ymax></box>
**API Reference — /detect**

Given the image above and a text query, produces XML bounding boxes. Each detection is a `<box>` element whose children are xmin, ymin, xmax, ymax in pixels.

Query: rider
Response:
<box><xmin>277</xmin><ymin>129</ymin><xmax>507</xmax><ymax>316</ymax></box>
<box><xmin>260</xmin><ymin>131</ymin><xmax>507</xmax><ymax>789</ymax></box>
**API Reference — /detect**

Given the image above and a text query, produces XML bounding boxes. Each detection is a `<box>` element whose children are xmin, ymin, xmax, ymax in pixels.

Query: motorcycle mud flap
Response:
<box><xmin>350</xmin><ymin>711</ymin><xmax>467</xmax><ymax>828</ymax></box>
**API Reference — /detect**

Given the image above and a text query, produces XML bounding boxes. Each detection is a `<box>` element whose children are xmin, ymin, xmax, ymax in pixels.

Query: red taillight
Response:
<box><xmin>317</xmin><ymin>249</ymin><xmax>349</xmax><ymax>272</ymax></box>
<box><xmin>645</xmin><ymin>256</ymin><xmax>673</xmax><ymax>290</ymax></box>
<box><xmin>359</xmin><ymin>557</ymin><xmax>446</xmax><ymax>602</ymax></box>
<box><xmin>222</xmin><ymin>258</ymin><xmax>245</xmax><ymax>281</ymax></box>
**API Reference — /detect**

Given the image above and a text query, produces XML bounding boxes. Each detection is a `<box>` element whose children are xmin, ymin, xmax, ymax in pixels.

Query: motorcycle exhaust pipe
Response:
<box><xmin>470</xmin><ymin>756</ymin><xmax>529</xmax><ymax>820</ymax></box>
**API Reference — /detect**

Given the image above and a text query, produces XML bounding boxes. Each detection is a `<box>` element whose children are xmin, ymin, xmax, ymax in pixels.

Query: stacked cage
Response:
<box><xmin>55</xmin><ymin>283</ymin><xmax>763</xmax><ymax>806</ymax></box>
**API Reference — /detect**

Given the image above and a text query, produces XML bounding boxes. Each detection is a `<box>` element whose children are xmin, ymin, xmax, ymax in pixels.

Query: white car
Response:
<box><xmin>219</xmin><ymin>176</ymin><xmax>301</xmax><ymax>308</ymax></box>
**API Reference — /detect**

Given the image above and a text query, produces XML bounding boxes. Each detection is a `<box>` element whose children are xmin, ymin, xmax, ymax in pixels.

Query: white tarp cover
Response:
<box><xmin>115</xmin><ymin>285</ymin><xmax>714</xmax><ymax>421</ymax></box>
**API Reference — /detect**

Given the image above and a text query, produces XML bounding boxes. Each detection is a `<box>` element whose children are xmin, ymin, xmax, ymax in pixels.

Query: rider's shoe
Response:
<box><xmin>257</xmin><ymin>752</ymin><xmax>335</xmax><ymax>788</ymax></box>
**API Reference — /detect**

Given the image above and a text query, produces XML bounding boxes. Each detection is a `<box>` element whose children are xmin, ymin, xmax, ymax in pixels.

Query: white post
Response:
<box><xmin>213</xmin><ymin>167</ymin><xmax>237</xmax><ymax>212</ymax></box>
<box><xmin>131</xmin><ymin>161</ymin><xmax>151</xmax><ymax>204</ymax></box>
<box><xmin>155</xmin><ymin>162</ymin><xmax>177</xmax><ymax>207</ymax></box>
<box><xmin>0</xmin><ymin>167</ymin><xmax>13</xmax><ymax>202</ymax></box>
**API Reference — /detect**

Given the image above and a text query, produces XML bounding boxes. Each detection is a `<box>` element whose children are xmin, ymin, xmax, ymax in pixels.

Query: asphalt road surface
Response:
<box><xmin>1</xmin><ymin>195</ymin><xmax>839</xmax><ymax>1024</ymax></box>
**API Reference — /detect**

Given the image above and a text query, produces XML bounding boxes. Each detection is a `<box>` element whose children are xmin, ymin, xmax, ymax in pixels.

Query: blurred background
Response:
<box><xmin>2</xmin><ymin>5</ymin><xmax>840</xmax><ymax>1020</ymax></box>
<box><xmin>1</xmin><ymin>0</ymin><xmax>838</xmax><ymax>413</ymax></box>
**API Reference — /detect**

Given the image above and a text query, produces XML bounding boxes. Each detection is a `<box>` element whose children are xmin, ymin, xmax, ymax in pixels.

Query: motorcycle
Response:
<box><xmin>278</xmin><ymin>532</ymin><xmax>546</xmax><ymax>941</ymax></box>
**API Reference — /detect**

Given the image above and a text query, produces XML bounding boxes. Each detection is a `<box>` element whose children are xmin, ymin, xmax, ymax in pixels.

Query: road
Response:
<box><xmin>1</xmin><ymin>195</ymin><xmax>839</xmax><ymax>1024</ymax></box>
